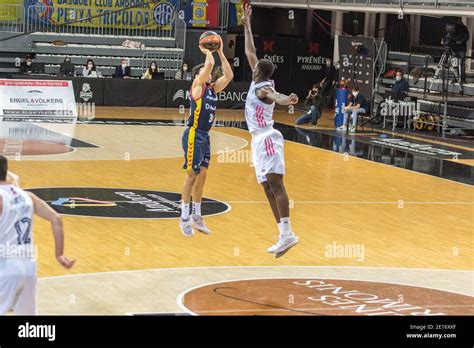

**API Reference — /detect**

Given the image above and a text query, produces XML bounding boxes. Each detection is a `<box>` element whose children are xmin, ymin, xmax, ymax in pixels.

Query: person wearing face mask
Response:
<box><xmin>143</xmin><ymin>61</ymin><xmax>162</xmax><ymax>80</ymax></box>
<box><xmin>59</xmin><ymin>56</ymin><xmax>75</xmax><ymax>77</ymax></box>
<box><xmin>175</xmin><ymin>62</ymin><xmax>192</xmax><ymax>80</ymax></box>
<box><xmin>19</xmin><ymin>56</ymin><xmax>34</xmax><ymax>75</ymax></box>
<box><xmin>338</xmin><ymin>86</ymin><xmax>368</xmax><ymax>133</ymax></box>
<box><xmin>82</xmin><ymin>59</ymin><xmax>101</xmax><ymax>78</ymax></box>
<box><xmin>114</xmin><ymin>58</ymin><xmax>131</xmax><ymax>79</ymax></box>
<box><xmin>295</xmin><ymin>84</ymin><xmax>323</xmax><ymax>126</ymax></box>
<box><xmin>391</xmin><ymin>70</ymin><xmax>409</xmax><ymax>101</ymax></box>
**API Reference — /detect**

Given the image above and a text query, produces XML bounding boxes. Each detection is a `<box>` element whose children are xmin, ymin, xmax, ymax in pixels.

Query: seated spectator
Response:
<box><xmin>19</xmin><ymin>55</ymin><xmax>33</xmax><ymax>75</ymax></box>
<box><xmin>114</xmin><ymin>58</ymin><xmax>131</xmax><ymax>79</ymax></box>
<box><xmin>337</xmin><ymin>86</ymin><xmax>368</xmax><ymax>133</ymax></box>
<box><xmin>82</xmin><ymin>59</ymin><xmax>101</xmax><ymax>78</ymax></box>
<box><xmin>142</xmin><ymin>61</ymin><xmax>161</xmax><ymax>80</ymax></box>
<box><xmin>295</xmin><ymin>84</ymin><xmax>323</xmax><ymax>126</ymax></box>
<box><xmin>59</xmin><ymin>56</ymin><xmax>75</xmax><ymax>77</ymax></box>
<box><xmin>175</xmin><ymin>62</ymin><xmax>192</xmax><ymax>80</ymax></box>
<box><xmin>391</xmin><ymin>70</ymin><xmax>409</xmax><ymax>101</ymax></box>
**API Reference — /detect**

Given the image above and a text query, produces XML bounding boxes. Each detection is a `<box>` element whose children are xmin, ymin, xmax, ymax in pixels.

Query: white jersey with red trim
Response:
<box><xmin>244</xmin><ymin>80</ymin><xmax>275</xmax><ymax>134</ymax></box>
<box><xmin>0</xmin><ymin>185</ymin><xmax>34</xmax><ymax>257</ymax></box>
<box><xmin>0</xmin><ymin>185</ymin><xmax>37</xmax><ymax>315</ymax></box>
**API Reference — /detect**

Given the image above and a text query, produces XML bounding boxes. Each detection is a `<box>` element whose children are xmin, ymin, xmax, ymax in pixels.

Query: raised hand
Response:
<box><xmin>241</xmin><ymin>3</ymin><xmax>252</xmax><ymax>26</ymax></box>
<box><xmin>217</xmin><ymin>35</ymin><xmax>224</xmax><ymax>55</ymax></box>
<box><xmin>199</xmin><ymin>44</ymin><xmax>212</xmax><ymax>56</ymax></box>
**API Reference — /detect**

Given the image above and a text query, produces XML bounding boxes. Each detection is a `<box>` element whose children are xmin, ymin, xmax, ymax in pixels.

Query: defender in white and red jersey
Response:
<box><xmin>0</xmin><ymin>155</ymin><xmax>75</xmax><ymax>315</ymax></box>
<box><xmin>242</xmin><ymin>4</ymin><xmax>299</xmax><ymax>257</ymax></box>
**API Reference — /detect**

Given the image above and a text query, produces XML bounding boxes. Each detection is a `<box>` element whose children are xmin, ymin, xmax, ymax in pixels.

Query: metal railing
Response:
<box><xmin>310</xmin><ymin>0</ymin><xmax>474</xmax><ymax>5</ymax></box>
<box><xmin>219</xmin><ymin>0</ymin><xmax>229</xmax><ymax>32</ymax></box>
<box><xmin>253</xmin><ymin>0</ymin><xmax>474</xmax><ymax>7</ymax></box>
<box><xmin>0</xmin><ymin>4</ymin><xmax>24</xmax><ymax>33</ymax></box>
<box><xmin>142</xmin><ymin>51</ymin><xmax>183</xmax><ymax>79</ymax></box>
<box><xmin>175</xmin><ymin>17</ymin><xmax>186</xmax><ymax>50</ymax></box>
<box><xmin>374</xmin><ymin>38</ymin><xmax>387</xmax><ymax>83</ymax></box>
<box><xmin>25</xmin><ymin>5</ymin><xmax>177</xmax><ymax>38</ymax></box>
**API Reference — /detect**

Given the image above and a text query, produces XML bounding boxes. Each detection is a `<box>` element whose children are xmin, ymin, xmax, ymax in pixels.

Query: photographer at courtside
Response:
<box><xmin>296</xmin><ymin>84</ymin><xmax>324</xmax><ymax>126</ymax></box>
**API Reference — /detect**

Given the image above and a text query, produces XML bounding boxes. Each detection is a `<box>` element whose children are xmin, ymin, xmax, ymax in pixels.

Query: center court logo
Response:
<box><xmin>181</xmin><ymin>278</ymin><xmax>474</xmax><ymax>316</ymax></box>
<box><xmin>27</xmin><ymin>187</ymin><xmax>230</xmax><ymax>218</ymax></box>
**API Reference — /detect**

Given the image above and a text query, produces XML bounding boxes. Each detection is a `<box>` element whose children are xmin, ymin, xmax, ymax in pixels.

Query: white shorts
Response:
<box><xmin>251</xmin><ymin>128</ymin><xmax>286</xmax><ymax>184</ymax></box>
<box><xmin>0</xmin><ymin>259</ymin><xmax>37</xmax><ymax>315</ymax></box>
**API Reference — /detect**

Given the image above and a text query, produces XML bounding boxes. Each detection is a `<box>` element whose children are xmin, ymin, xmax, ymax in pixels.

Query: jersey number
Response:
<box><xmin>15</xmin><ymin>218</ymin><xmax>32</xmax><ymax>245</ymax></box>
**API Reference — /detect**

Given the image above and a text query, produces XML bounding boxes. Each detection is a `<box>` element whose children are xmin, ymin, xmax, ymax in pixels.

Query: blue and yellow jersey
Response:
<box><xmin>187</xmin><ymin>83</ymin><xmax>218</xmax><ymax>132</ymax></box>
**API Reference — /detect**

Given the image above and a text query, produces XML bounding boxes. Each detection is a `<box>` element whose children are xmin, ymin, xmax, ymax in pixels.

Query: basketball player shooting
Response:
<box><xmin>0</xmin><ymin>155</ymin><xmax>75</xmax><ymax>315</ymax></box>
<box><xmin>242</xmin><ymin>4</ymin><xmax>300</xmax><ymax>257</ymax></box>
<box><xmin>179</xmin><ymin>34</ymin><xmax>234</xmax><ymax>236</ymax></box>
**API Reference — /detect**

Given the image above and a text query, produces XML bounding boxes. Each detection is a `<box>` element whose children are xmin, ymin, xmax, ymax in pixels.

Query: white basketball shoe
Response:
<box><xmin>267</xmin><ymin>234</ymin><xmax>299</xmax><ymax>256</ymax></box>
<box><xmin>191</xmin><ymin>214</ymin><xmax>211</xmax><ymax>235</ymax></box>
<box><xmin>179</xmin><ymin>218</ymin><xmax>194</xmax><ymax>237</ymax></box>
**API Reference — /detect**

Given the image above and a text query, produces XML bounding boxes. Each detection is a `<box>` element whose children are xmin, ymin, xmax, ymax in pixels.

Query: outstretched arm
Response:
<box><xmin>242</xmin><ymin>4</ymin><xmax>258</xmax><ymax>70</ymax></box>
<box><xmin>214</xmin><ymin>37</ymin><xmax>234</xmax><ymax>92</ymax></box>
<box><xmin>27</xmin><ymin>192</ymin><xmax>75</xmax><ymax>269</ymax></box>
<box><xmin>256</xmin><ymin>86</ymin><xmax>299</xmax><ymax>106</ymax></box>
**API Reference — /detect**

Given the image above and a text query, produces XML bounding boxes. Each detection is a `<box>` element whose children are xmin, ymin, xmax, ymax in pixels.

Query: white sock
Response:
<box><xmin>280</xmin><ymin>217</ymin><xmax>292</xmax><ymax>236</ymax></box>
<box><xmin>193</xmin><ymin>202</ymin><xmax>201</xmax><ymax>216</ymax></box>
<box><xmin>181</xmin><ymin>202</ymin><xmax>190</xmax><ymax>220</ymax></box>
<box><xmin>277</xmin><ymin>222</ymin><xmax>283</xmax><ymax>235</ymax></box>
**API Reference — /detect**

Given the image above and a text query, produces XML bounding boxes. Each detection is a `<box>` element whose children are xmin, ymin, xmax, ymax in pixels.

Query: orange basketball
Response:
<box><xmin>199</xmin><ymin>31</ymin><xmax>221</xmax><ymax>52</ymax></box>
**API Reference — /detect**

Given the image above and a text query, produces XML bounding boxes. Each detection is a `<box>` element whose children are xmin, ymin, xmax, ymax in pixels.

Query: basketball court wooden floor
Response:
<box><xmin>2</xmin><ymin>107</ymin><xmax>473</xmax><ymax>315</ymax></box>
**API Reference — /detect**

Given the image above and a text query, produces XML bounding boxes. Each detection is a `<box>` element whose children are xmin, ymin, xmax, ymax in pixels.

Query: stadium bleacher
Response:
<box><xmin>0</xmin><ymin>19</ymin><xmax>185</xmax><ymax>78</ymax></box>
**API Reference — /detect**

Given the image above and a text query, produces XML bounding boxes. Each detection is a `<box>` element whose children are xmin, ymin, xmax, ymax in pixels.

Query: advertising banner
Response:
<box><xmin>25</xmin><ymin>0</ymin><xmax>179</xmax><ymax>29</ymax></box>
<box><xmin>338</xmin><ymin>35</ymin><xmax>375</xmax><ymax>101</ymax></box>
<box><xmin>234</xmin><ymin>35</ymin><xmax>333</xmax><ymax>96</ymax></box>
<box><xmin>0</xmin><ymin>79</ymin><xmax>77</xmax><ymax>120</ymax></box>
<box><xmin>167</xmin><ymin>80</ymin><xmax>249</xmax><ymax>109</ymax></box>
<box><xmin>181</xmin><ymin>0</ymin><xmax>218</xmax><ymax>28</ymax></box>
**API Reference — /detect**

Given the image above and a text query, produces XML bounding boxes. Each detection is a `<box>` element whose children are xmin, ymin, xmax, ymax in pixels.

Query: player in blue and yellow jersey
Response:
<box><xmin>179</xmin><ymin>37</ymin><xmax>234</xmax><ymax>236</ymax></box>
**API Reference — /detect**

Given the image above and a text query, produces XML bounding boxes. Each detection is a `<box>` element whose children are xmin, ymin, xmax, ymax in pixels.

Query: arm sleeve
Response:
<box><xmin>303</xmin><ymin>98</ymin><xmax>310</xmax><ymax>108</ymax></box>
